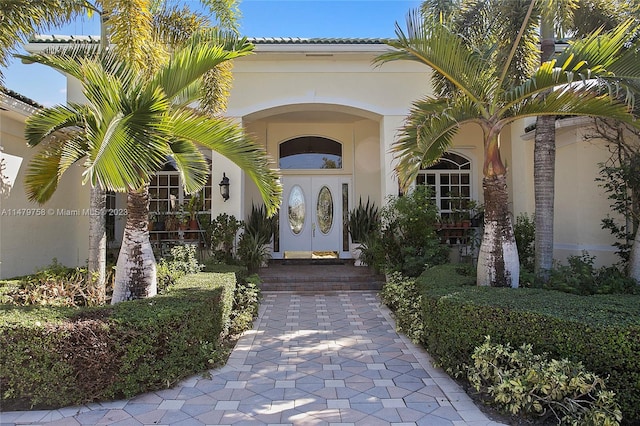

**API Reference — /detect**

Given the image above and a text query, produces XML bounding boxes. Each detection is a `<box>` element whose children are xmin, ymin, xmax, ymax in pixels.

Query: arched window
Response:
<box><xmin>416</xmin><ymin>152</ymin><xmax>472</xmax><ymax>218</ymax></box>
<box><xmin>279</xmin><ymin>136</ymin><xmax>342</xmax><ymax>169</ymax></box>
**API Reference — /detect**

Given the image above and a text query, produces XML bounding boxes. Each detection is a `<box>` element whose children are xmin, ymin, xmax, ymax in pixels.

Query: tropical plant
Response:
<box><xmin>376</xmin><ymin>8</ymin><xmax>640</xmax><ymax>287</ymax></box>
<box><xmin>532</xmin><ymin>0</ymin><xmax>635</xmax><ymax>283</ymax></box>
<box><xmin>360</xmin><ymin>186</ymin><xmax>448</xmax><ymax>276</ymax></box>
<box><xmin>237</xmin><ymin>232</ymin><xmax>272</xmax><ymax>273</ymax></box>
<box><xmin>1</xmin><ymin>0</ymin><xmax>244</xmax><ymax>304</ymax></box>
<box><xmin>244</xmin><ymin>203</ymin><xmax>276</xmax><ymax>244</ymax></box>
<box><xmin>208</xmin><ymin>213</ymin><xmax>243</xmax><ymax>263</ymax></box>
<box><xmin>348</xmin><ymin>197</ymin><xmax>380</xmax><ymax>243</ymax></box>
<box><xmin>19</xmin><ymin>34</ymin><xmax>281</xmax><ymax>304</ymax></box>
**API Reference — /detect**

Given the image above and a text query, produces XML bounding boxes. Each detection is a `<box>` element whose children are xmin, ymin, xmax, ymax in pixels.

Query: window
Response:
<box><xmin>416</xmin><ymin>152</ymin><xmax>472</xmax><ymax>219</ymax></box>
<box><xmin>149</xmin><ymin>172</ymin><xmax>212</xmax><ymax>214</ymax></box>
<box><xmin>279</xmin><ymin>136</ymin><xmax>342</xmax><ymax>169</ymax></box>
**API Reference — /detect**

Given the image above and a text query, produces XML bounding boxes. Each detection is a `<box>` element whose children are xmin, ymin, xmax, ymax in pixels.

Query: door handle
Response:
<box><xmin>312</xmin><ymin>222</ymin><xmax>316</xmax><ymax>237</ymax></box>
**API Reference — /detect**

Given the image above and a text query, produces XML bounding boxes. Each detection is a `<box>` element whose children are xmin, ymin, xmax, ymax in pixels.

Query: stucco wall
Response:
<box><xmin>1</xmin><ymin>109</ymin><xmax>90</xmax><ymax>278</ymax></box>
<box><xmin>510</xmin><ymin>118</ymin><xmax>620</xmax><ymax>266</ymax></box>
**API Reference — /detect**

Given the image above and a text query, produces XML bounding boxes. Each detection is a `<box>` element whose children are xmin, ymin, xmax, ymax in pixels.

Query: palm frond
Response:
<box><xmin>0</xmin><ymin>0</ymin><xmax>92</xmax><ymax>80</ymax></box>
<box><xmin>393</xmin><ymin>96</ymin><xmax>480</xmax><ymax>189</ymax></box>
<box><xmin>199</xmin><ymin>0</ymin><xmax>241</xmax><ymax>32</ymax></box>
<box><xmin>376</xmin><ymin>12</ymin><xmax>495</xmax><ymax>114</ymax></box>
<box><xmin>169</xmin><ymin>111</ymin><xmax>282</xmax><ymax>216</ymax></box>
<box><xmin>25</xmin><ymin>104</ymin><xmax>86</xmax><ymax>147</ymax></box>
<box><xmin>24</xmin><ymin>135</ymin><xmax>85</xmax><ymax>203</ymax></box>
<box><xmin>513</xmin><ymin>83</ymin><xmax>640</xmax><ymax>128</ymax></box>
<box><xmin>152</xmin><ymin>5</ymin><xmax>208</xmax><ymax>46</ymax></box>
<box><xmin>154</xmin><ymin>37</ymin><xmax>253</xmax><ymax>102</ymax></box>
<box><xmin>169</xmin><ymin>139</ymin><xmax>209</xmax><ymax>194</ymax></box>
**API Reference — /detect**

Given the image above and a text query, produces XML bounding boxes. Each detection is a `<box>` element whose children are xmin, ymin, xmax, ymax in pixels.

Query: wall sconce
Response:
<box><xmin>219</xmin><ymin>173</ymin><xmax>230</xmax><ymax>202</ymax></box>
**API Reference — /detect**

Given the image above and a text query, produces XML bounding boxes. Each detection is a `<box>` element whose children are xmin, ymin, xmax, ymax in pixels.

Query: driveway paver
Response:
<box><xmin>0</xmin><ymin>291</ymin><xmax>505</xmax><ymax>425</ymax></box>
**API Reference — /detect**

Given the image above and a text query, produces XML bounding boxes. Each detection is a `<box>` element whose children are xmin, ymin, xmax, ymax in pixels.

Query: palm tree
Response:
<box><xmin>2</xmin><ymin>0</ymin><xmax>243</xmax><ymax>303</ymax></box>
<box><xmin>376</xmin><ymin>9</ymin><xmax>640</xmax><ymax>287</ymax></box>
<box><xmin>19</xmin><ymin>35</ymin><xmax>282</xmax><ymax>303</ymax></box>
<box><xmin>533</xmin><ymin>0</ymin><xmax>627</xmax><ymax>282</ymax></box>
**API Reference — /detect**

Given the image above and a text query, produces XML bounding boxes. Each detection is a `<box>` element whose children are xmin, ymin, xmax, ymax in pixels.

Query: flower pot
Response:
<box><xmin>350</xmin><ymin>242</ymin><xmax>364</xmax><ymax>266</ymax></box>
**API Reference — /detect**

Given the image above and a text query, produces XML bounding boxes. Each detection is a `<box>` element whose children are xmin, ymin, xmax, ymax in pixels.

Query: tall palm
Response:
<box><xmin>2</xmin><ymin>0</ymin><xmax>243</xmax><ymax>302</ymax></box>
<box><xmin>533</xmin><ymin>0</ymin><xmax>626</xmax><ymax>282</ymax></box>
<box><xmin>19</xmin><ymin>35</ymin><xmax>282</xmax><ymax>303</ymax></box>
<box><xmin>376</xmin><ymin>10</ymin><xmax>640</xmax><ymax>287</ymax></box>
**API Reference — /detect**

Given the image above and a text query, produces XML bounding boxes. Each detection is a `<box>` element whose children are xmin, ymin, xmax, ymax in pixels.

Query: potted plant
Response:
<box><xmin>348</xmin><ymin>197</ymin><xmax>380</xmax><ymax>266</ymax></box>
<box><xmin>187</xmin><ymin>194</ymin><xmax>203</xmax><ymax>230</ymax></box>
<box><xmin>243</xmin><ymin>204</ymin><xmax>276</xmax><ymax>267</ymax></box>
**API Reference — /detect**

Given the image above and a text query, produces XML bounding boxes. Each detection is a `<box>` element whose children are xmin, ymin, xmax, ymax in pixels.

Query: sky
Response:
<box><xmin>2</xmin><ymin>0</ymin><xmax>421</xmax><ymax>107</ymax></box>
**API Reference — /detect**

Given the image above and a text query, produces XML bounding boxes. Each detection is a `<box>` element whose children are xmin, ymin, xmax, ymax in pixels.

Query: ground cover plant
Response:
<box><xmin>380</xmin><ymin>264</ymin><xmax>640</xmax><ymax>424</ymax></box>
<box><xmin>0</xmin><ymin>265</ymin><xmax>260</xmax><ymax>410</ymax></box>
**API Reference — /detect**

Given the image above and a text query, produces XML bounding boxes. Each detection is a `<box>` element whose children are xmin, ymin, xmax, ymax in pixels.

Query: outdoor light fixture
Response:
<box><xmin>219</xmin><ymin>173</ymin><xmax>230</xmax><ymax>201</ymax></box>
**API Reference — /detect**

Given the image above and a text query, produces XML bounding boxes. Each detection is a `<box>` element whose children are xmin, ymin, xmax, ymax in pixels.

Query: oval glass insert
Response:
<box><xmin>288</xmin><ymin>185</ymin><xmax>305</xmax><ymax>234</ymax></box>
<box><xmin>317</xmin><ymin>186</ymin><xmax>334</xmax><ymax>234</ymax></box>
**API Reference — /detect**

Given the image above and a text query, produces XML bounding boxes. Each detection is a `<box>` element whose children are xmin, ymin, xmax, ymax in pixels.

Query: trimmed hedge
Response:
<box><xmin>417</xmin><ymin>264</ymin><xmax>640</xmax><ymax>424</ymax></box>
<box><xmin>0</xmin><ymin>272</ymin><xmax>236</xmax><ymax>409</ymax></box>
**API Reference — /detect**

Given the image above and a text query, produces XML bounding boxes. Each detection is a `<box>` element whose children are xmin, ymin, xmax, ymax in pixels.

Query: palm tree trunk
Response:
<box><xmin>534</xmin><ymin>115</ymin><xmax>555</xmax><ymax>280</ymax></box>
<box><xmin>629</xmin><ymin>228</ymin><xmax>640</xmax><ymax>283</ymax></box>
<box><xmin>533</xmin><ymin>16</ymin><xmax>557</xmax><ymax>282</ymax></box>
<box><xmin>477</xmin><ymin>174</ymin><xmax>520</xmax><ymax>287</ymax></box>
<box><xmin>112</xmin><ymin>186</ymin><xmax>156</xmax><ymax>304</ymax></box>
<box><xmin>88</xmin><ymin>186</ymin><xmax>106</xmax><ymax>304</ymax></box>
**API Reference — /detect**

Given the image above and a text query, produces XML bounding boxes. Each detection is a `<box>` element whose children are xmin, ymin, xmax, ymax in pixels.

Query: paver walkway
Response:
<box><xmin>1</xmin><ymin>291</ymin><xmax>505</xmax><ymax>425</ymax></box>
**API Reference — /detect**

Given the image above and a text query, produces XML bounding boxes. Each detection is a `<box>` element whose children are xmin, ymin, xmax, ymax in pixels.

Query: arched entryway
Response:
<box><xmin>277</xmin><ymin>136</ymin><xmax>351</xmax><ymax>259</ymax></box>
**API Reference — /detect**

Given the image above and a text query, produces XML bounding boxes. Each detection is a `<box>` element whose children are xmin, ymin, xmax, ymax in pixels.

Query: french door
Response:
<box><xmin>279</xmin><ymin>176</ymin><xmax>349</xmax><ymax>257</ymax></box>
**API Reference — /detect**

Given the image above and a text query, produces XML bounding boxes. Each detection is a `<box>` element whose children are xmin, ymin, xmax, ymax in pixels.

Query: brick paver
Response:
<box><xmin>0</xmin><ymin>291</ymin><xmax>505</xmax><ymax>425</ymax></box>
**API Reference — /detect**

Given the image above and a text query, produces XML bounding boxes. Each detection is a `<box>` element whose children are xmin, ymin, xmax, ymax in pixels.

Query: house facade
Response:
<box><xmin>0</xmin><ymin>37</ymin><xmax>620</xmax><ymax>278</ymax></box>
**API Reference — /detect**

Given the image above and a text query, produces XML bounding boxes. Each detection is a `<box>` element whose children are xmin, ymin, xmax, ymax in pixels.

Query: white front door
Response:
<box><xmin>279</xmin><ymin>176</ymin><xmax>348</xmax><ymax>257</ymax></box>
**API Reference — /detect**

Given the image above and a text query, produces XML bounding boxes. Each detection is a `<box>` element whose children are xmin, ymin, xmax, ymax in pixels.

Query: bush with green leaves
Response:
<box><xmin>348</xmin><ymin>197</ymin><xmax>380</xmax><ymax>243</ymax></box>
<box><xmin>468</xmin><ymin>337</ymin><xmax>622</xmax><ymax>425</ymax></box>
<box><xmin>414</xmin><ymin>264</ymin><xmax>640</xmax><ymax>423</ymax></box>
<box><xmin>535</xmin><ymin>252</ymin><xmax>638</xmax><ymax>296</ymax></box>
<box><xmin>229</xmin><ymin>274</ymin><xmax>261</xmax><ymax>335</ymax></box>
<box><xmin>206</xmin><ymin>213</ymin><xmax>243</xmax><ymax>263</ymax></box>
<box><xmin>360</xmin><ymin>186</ymin><xmax>448</xmax><ymax>276</ymax></box>
<box><xmin>0</xmin><ymin>272</ymin><xmax>237</xmax><ymax>409</ymax></box>
<box><xmin>0</xmin><ymin>259</ymin><xmax>114</xmax><ymax>307</ymax></box>
<box><xmin>156</xmin><ymin>244</ymin><xmax>203</xmax><ymax>293</ymax></box>
<box><xmin>514</xmin><ymin>213</ymin><xmax>535</xmax><ymax>273</ymax></box>
<box><xmin>379</xmin><ymin>272</ymin><xmax>423</xmax><ymax>343</ymax></box>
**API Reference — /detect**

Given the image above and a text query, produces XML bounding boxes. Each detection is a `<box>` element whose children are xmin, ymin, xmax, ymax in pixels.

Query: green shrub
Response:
<box><xmin>229</xmin><ymin>274</ymin><xmax>261</xmax><ymax>335</ymax></box>
<box><xmin>468</xmin><ymin>337</ymin><xmax>622</xmax><ymax>425</ymax></box>
<box><xmin>207</xmin><ymin>213</ymin><xmax>243</xmax><ymax>263</ymax></box>
<box><xmin>0</xmin><ymin>272</ymin><xmax>236</xmax><ymax>409</ymax></box>
<box><xmin>538</xmin><ymin>252</ymin><xmax>638</xmax><ymax>295</ymax></box>
<box><xmin>379</xmin><ymin>272</ymin><xmax>423</xmax><ymax>343</ymax></box>
<box><xmin>414</xmin><ymin>264</ymin><xmax>640</xmax><ymax>423</ymax></box>
<box><xmin>360</xmin><ymin>186</ymin><xmax>448</xmax><ymax>276</ymax></box>
<box><xmin>348</xmin><ymin>197</ymin><xmax>380</xmax><ymax>243</ymax></box>
<box><xmin>514</xmin><ymin>213</ymin><xmax>535</xmax><ymax>272</ymax></box>
<box><xmin>0</xmin><ymin>259</ymin><xmax>106</xmax><ymax>307</ymax></box>
<box><xmin>156</xmin><ymin>244</ymin><xmax>203</xmax><ymax>293</ymax></box>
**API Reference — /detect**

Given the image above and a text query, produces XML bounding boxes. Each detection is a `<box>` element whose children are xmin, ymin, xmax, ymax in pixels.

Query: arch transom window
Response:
<box><xmin>279</xmin><ymin>136</ymin><xmax>342</xmax><ymax>169</ymax></box>
<box><xmin>416</xmin><ymin>152</ymin><xmax>472</xmax><ymax>218</ymax></box>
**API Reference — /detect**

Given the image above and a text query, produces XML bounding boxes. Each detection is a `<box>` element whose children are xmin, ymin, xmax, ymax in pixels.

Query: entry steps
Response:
<box><xmin>257</xmin><ymin>260</ymin><xmax>386</xmax><ymax>291</ymax></box>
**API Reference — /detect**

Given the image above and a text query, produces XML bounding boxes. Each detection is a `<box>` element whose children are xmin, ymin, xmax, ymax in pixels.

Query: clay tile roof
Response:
<box><xmin>0</xmin><ymin>86</ymin><xmax>43</xmax><ymax>109</ymax></box>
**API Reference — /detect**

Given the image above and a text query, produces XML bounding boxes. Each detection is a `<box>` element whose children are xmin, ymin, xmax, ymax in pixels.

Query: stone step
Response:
<box><xmin>257</xmin><ymin>261</ymin><xmax>385</xmax><ymax>292</ymax></box>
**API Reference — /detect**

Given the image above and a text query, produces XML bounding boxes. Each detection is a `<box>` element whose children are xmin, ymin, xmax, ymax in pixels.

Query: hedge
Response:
<box><xmin>0</xmin><ymin>272</ymin><xmax>236</xmax><ymax>409</ymax></box>
<box><xmin>417</xmin><ymin>264</ymin><xmax>640</xmax><ymax>424</ymax></box>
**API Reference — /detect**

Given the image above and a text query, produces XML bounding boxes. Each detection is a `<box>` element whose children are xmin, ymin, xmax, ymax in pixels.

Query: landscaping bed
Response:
<box><xmin>0</xmin><ymin>272</ymin><xmax>239</xmax><ymax>410</ymax></box>
<box><xmin>412</xmin><ymin>264</ymin><xmax>640</xmax><ymax>424</ymax></box>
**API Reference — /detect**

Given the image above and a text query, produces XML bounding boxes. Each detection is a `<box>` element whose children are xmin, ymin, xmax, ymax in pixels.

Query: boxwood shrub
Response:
<box><xmin>0</xmin><ymin>272</ymin><xmax>236</xmax><ymax>409</ymax></box>
<box><xmin>416</xmin><ymin>264</ymin><xmax>640</xmax><ymax>424</ymax></box>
